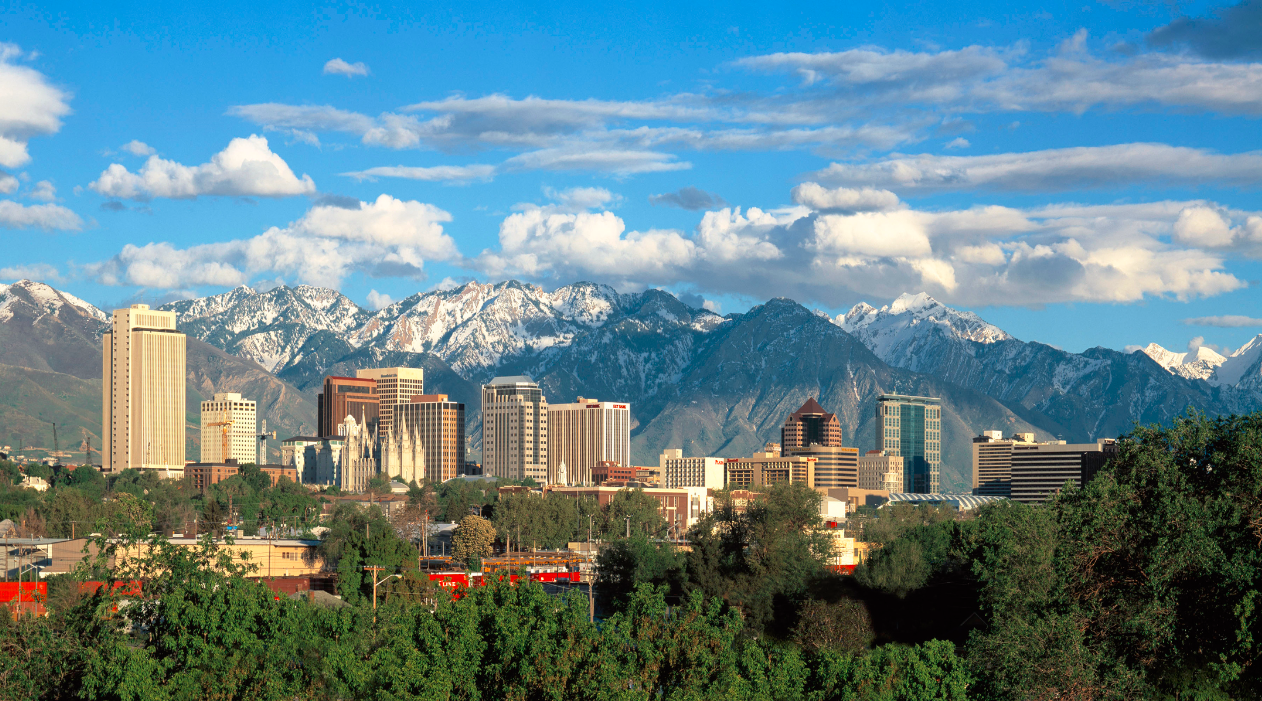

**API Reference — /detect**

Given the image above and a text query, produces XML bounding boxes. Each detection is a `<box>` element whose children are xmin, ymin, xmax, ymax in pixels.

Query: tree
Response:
<box><xmin>601</xmin><ymin>488</ymin><xmax>668</xmax><ymax>539</ymax></box>
<box><xmin>792</xmin><ymin>598</ymin><xmax>874</xmax><ymax>654</ymax></box>
<box><xmin>451</xmin><ymin>514</ymin><xmax>495</xmax><ymax>570</ymax></box>
<box><xmin>318</xmin><ymin>503</ymin><xmax>416</xmax><ymax>602</ymax></box>
<box><xmin>595</xmin><ymin>534</ymin><xmax>685</xmax><ymax>610</ymax></box>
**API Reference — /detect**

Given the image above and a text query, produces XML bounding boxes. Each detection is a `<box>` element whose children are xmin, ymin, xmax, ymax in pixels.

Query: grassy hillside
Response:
<box><xmin>0</xmin><ymin>363</ymin><xmax>103</xmax><ymax>462</ymax></box>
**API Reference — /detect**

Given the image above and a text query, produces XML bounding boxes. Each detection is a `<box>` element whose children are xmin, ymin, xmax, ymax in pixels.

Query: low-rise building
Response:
<box><xmin>259</xmin><ymin>464</ymin><xmax>299</xmax><ymax>487</ymax></box>
<box><xmin>113</xmin><ymin>537</ymin><xmax>324</xmax><ymax>578</ymax></box>
<box><xmin>185</xmin><ymin>461</ymin><xmax>241</xmax><ymax>493</ymax></box>
<box><xmin>550</xmin><ymin>485</ymin><xmax>708</xmax><ymax>533</ymax></box>
<box><xmin>660</xmin><ymin>450</ymin><xmax>726</xmax><ymax>490</ymax></box>
<box><xmin>857</xmin><ymin>450</ymin><xmax>904</xmax><ymax>492</ymax></box>
<box><xmin>724</xmin><ymin>450</ymin><xmax>816</xmax><ymax>488</ymax></box>
<box><xmin>789</xmin><ymin>444</ymin><xmax>858</xmax><ymax>488</ymax></box>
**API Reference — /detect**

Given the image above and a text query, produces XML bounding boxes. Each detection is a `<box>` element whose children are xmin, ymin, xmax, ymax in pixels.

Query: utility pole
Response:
<box><xmin>363</xmin><ymin>565</ymin><xmax>400</xmax><ymax>624</ymax></box>
<box><xmin>625</xmin><ymin>515</ymin><xmax>631</xmax><ymax>539</ymax></box>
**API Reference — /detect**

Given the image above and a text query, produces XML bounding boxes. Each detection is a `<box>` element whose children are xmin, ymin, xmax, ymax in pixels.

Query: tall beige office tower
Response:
<box><xmin>199</xmin><ymin>393</ymin><xmax>257</xmax><ymax>463</ymax></box>
<box><xmin>481</xmin><ymin>376</ymin><xmax>548</xmax><ymax>482</ymax></box>
<box><xmin>102</xmin><ymin>304</ymin><xmax>186</xmax><ymax>477</ymax></box>
<box><xmin>355</xmin><ymin>367</ymin><xmax>424</xmax><ymax>434</ymax></box>
<box><xmin>547</xmin><ymin>397</ymin><xmax>630</xmax><ymax>485</ymax></box>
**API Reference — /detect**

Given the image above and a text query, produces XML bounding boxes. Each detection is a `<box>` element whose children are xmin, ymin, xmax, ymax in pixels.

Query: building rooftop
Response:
<box><xmin>886</xmin><ymin>493</ymin><xmax>1006</xmax><ymax>511</ymax></box>
<box><xmin>487</xmin><ymin>375</ymin><xmax>535</xmax><ymax>385</ymax></box>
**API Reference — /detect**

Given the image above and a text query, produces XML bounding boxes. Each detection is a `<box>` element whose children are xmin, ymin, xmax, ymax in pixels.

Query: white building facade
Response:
<box><xmin>857</xmin><ymin>450</ymin><xmax>905</xmax><ymax>492</ymax></box>
<box><xmin>102</xmin><ymin>304</ymin><xmax>186</xmax><ymax>477</ymax></box>
<box><xmin>548</xmin><ymin>397</ymin><xmax>631</xmax><ymax>486</ymax></box>
<box><xmin>660</xmin><ymin>450</ymin><xmax>726</xmax><ymax>490</ymax></box>
<box><xmin>355</xmin><ymin>367</ymin><xmax>424</xmax><ymax>435</ymax></box>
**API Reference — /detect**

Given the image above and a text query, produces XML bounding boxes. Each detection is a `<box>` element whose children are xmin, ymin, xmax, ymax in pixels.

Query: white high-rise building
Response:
<box><xmin>199</xmin><ymin>393</ymin><xmax>257</xmax><ymax>464</ymax></box>
<box><xmin>660</xmin><ymin>451</ymin><xmax>725</xmax><ymax>490</ymax></box>
<box><xmin>547</xmin><ymin>397</ymin><xmax>631</xmax><ymax>485</ymax></box>
<box><xmin>355</xmin><ymin>367</ymin><xmax>424</xmax><ymax>435</ymax></box>
<box><xmin>481</xmin><ymin>376</ymin><xmax>548</xmax><ymax>482</ymax></box>
<box><xmin>102</xmin><ymin>304</ymin><xmax>186</xmax><ymax>477</ymax></box>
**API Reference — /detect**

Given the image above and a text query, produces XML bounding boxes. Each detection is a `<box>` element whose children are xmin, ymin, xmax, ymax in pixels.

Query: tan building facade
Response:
<box><xmin>482</xmin><ymin>376</ymin><xmax>548</xmax><ymax>482</ymax></box>
<box><xmin>788</xmin><ymin>444</ymin><xmax>858</xmax><ymax>489</ymax></box>
<box><xmin>391</xmin><ymin>394</ymin><xmax>466</xmax><ymax>484</ymax></box>
<box><xmin>725</xmin><ymin>451</ymin><xmax>817</xmax><ymax>489</ymax></box>
<box><xmin>102</xmin><ymin>304</ymin><xmax>186</xmax><ymax>477</ymax></box>
<box><xmin>858</xmin><ymin>450</ymin><xmax>904</xmax><ymax>492</ymax></box>
<box><xmin>355</xmin><ymin>367</ymin><xmax>424</xmax><ymax>435</ymax></box>
<box><xmin>547</xmin><ymin>397</ymin><xmax>631</xmax><ymax>486</ymax></box>
<box><xmin>200</xmin><ymin>392</ymin><xmax>258</xmax><ymax>464</ymax></box>
<box><xmin>660</xmin><ymin>450</ymin><xmax>725</xmax><ymax>489</ymax></box>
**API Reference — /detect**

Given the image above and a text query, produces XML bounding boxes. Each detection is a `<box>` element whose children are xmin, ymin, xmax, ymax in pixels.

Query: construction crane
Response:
<box><xmin>204</xmin><ymin>408</ymin><xmax>234</xmax><ymax>462</ymax></box>
<box><xmin>80</xmin><ymin>427</ymin><xmax>94</xmax><ymax>465</ymax></box>
<box><xmin>48</xmin><ymin>421</ymin><xmax>70</xmax><ymax>461</ymax></box>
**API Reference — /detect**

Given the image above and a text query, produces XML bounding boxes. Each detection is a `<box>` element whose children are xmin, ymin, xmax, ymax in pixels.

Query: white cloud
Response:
<box><xmin>790</xmin><ymin>182</ymin><xmax>902</xmax><ymax>211</ymax></box>
<box><xmin>323</xmin><ymin>58</ymin><xmax>370</xmax><ymax>78</ymax></box>
<box><xmin>0</xmin><ymin>42</ymin><xmax>71</xmax><ymax>168</ymax></box>
<box><xmin>945</xmin><ymin>137</ymin><xmax>970</xmax><ymax>149</ymax></box>
<box><xmin>502</xmin><ymin>148</ymin><xmax>690</xmax><ymax>174</ymax></box>
<box><xmin>812</xmin><ymin>143</ymin><xmax>1262</xmax><ymax>192</ymax></box>
<box><xmin>121</xmin><ymin>140</ymin><xmax>156</xmax><ymax>156</ymax></box>
<box><xmin>543</xmin><ymin>186</ymin><xmax>621</xmax><ymax>212</ymax></box>
<box><xmin>89</xmin><ymin>135</ymin><xmax>316</xmax><ymax>200</ymax></box>
<box><xmin>28</xmin><ymin>180</ymin><xmax>54</xmax><ymax>202</ymax></box>
<box><xmin>0</xmin><ymin>172</ymin><xmax>16</xmax><ymax>194</ymax></box>
<box><xmin>341</xmin><ymin>164</ymin><xmax>496</xmax><ymax>183</ymax></box>
<box><xmin>366</xmin><ymin>289</ymin><xmax>394</xmax><ymax>310</ymax></box>
<box><xmin>1182</xmin><ymin>315</ymin><xmax>1262</xmax><ymax>327</ymax></box>
<box><xmin>0</xmin><ymin>262</ymin><xmax>62</xmax><ymax>282</ymax></box>
<box><xmin>89</xmin><ymin>194</ymin><xmax>459</xmax><ymax>289</ymax></box>
<box><xmin>0</xmin><ymin>200</ymin><xmax>82</xmax><ymax>230</ymax></box>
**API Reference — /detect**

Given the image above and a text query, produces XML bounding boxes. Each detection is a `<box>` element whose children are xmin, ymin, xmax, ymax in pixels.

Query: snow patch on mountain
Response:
<box><xmin>836</xmin><ymin>292</ymin><xmax>1011</xmax><ymax>367</ymax></box>
<box><xmin>1140</xmin><ymin>342</ymin><xmax>1226</xmax><ymax>381</ymax></box>
<box><xmin>0</xmin><ymin>280</ymin><xmax>107</xmax><ymax>324</ymax></box>
<box><xmin>1211</xmin><ymin>334</ymin><xmax>1262</xmax><ymax>388</ymax></box>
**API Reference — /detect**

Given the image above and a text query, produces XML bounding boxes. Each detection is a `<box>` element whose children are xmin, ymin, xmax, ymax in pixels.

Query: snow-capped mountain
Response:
<box><xmin>1139</xmin><ymin>343</ymin><xmax>1226</xmax><ymax>381</ymax></box>
<box><xmin>837</xmin><ymin>292</ymin><xmax>1011</xmax><ymax>372</ymax></box>
<box><xmin>0</xmin><ymin>279</ymin><xmax>109</xmax><ymax>378</ymax></box>
<box><xmin>1208</xmin><ymin>335</ymin><xmax>1262</xmax><ymax>389</ymax></box>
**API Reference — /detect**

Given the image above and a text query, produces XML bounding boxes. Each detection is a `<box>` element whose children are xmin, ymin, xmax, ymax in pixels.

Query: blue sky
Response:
<box><xmin>5</xmin><ymin>0</ymin><xmax>1262</xmax><ymax>355</ymax></box>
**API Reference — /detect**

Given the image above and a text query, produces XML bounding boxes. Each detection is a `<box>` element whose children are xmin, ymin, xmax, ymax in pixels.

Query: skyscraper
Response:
<box><xmin>102</xmin><ymin>304</ymin><xmax>186</xmax><ymax>477</ymax></box>
<box><xmin>317</xmin><ymin>376</ymin><xmax>379</xmax><ymax>437</ymax></box>
<box><xmin>481</xmin><ymin>376</ymin><xmax>548</xmax><ymax>482</ymax></box>
<box><xmin>390</xmin><ymin>394</ymin><xmax>466</xmax><ymax>484</ymax></box>
<box><xmin>547</xmin><ymin>397</ymin><xmax>631</xmax><ymax>485</ymax></box>
<box><xmin>781</xmin><ymin>397</ymin><xmax>843</xmax><ymax>450</ymax></box>
<box><xmin>355</xmin><ymin>367</ymin><xmax>424</xmax><ymax>435</ymax></box>
<box><xmin>875</xmin><ymin>394</ymin><xmax>942</xmax><ymax>493</ymax></box>
<box><xmin>199</xmin><ymin>392</ymin><xmax>257</xmax><ymax>464</ymax></box>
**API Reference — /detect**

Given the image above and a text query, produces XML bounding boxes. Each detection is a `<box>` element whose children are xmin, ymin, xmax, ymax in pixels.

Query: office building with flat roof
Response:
<box><xmin>481</xmin><ymin>376</ymin><xmax>548</xmax><ymax>482</ymax></box>
<box><xmin>660</xmin><ymin>450</ymin><xmax>726</xmax><ymax>490</ymax></box>
<box><xmin>1011</xmin><ymin>439</ymin><xmax>1116</xmax><ymax>503</ymax></box>
<box><xmin>391</xmin><ymin>394</ymin><xmax>466</xmax><ymax>484</ymax></box>
<box><xmin>781</xmin><ymin>397</ymin><xmax>843</xmax><ymax>450</ymax></box>
<box><xmin>876</xmin><ymin>394</ymin><xmax>942</xmax><ymax>493</ymax></box>
<box><xmin>355</xmin><ymin>367</ymin><xmax>424</xmax><ymax>435</ymax></box>
<box><xmin>788</xmin><ymin>444</ymin><xmax>858</xmax><ymax>489</ymax></box>
<box><xmin>199</xmin><ymin>392</ymin><xmax>257</xmax><ymax>464</ymax></box>
<box><xmin>102</xmin><ymin>304</ymin><xmax>186</xmax><ymax>477</ymax></box>
<box><xmin>725</xmin><ymin>450</ymin><xmax>817</xmax><ymax>489</ymax></box>
<box><xmin>971</xmin><ymin>431</ymin><xmax>1037</xmax><ymax>497</ymax></box>
<box><xmin>317</xmin><ymin>376</ymin><xmax>379</xmax><ymax>437</ymax></box>
<box><xmin>858</xmin><ymin>450</ymin><xmax>904</xmax><ymax>492</ymax></box>
<box><xmin>547</xmin><ymin>397</ymin><xmax>631</xmax><ymax>485</ymax></box>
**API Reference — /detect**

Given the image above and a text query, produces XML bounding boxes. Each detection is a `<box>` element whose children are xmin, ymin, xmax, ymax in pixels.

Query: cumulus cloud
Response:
<box><xmin>812</xmin><ymin>143</ymin><xmax>1262</xmax><ymax>192</ymax></box>
<box><xmin>323</xmin><ymin>58</ymin><xmax>370</xmax><ymax>77</ymax></box>
<box><xmin>366</xmin><ymin>289</ymin><xmax>394</xmax><ymax>310</ymax></box>
<box><xmin>0</xmin><ymin>262</ymin><xmax>62</xmax><ymax>282</ymax></box>
<box><xmin>649</xmin><ymin>186</ymin><xmax>727</xmax><ymax>211</ymax></box>
<box><xmin>945</xmin><ymin>137</ymin><xmax>969</xmax><ymax>149</ymax></box>
<box><xmin>28</xmin><ymin>180</ymin><xmax>54</xmax><ymax>202</ymax></box>
<box><xmin>120</xmin><ymin>140</ymin><xmax>156</xmax><ymax>156</ymax></box>
<box><xmin>1149</xmin><ymin>1</ymin><xmax>1262</xmax><ymax>59</ymax></box>
<box><xmin>0</xmin><ymin>200</ymin><xmax>82</xmax><ymax>230</ymax></box>
<box><xmin>341</xmin><ymin>164</ymin><xmax>496</xmax><ymax>183</ymax></box>
<box><xmin>89</xmin><ymin>194</ymin><xmax>458</xmax><ymax>289</ymax></box>
<box><xmin>472</xmin><ymin>184</ymin><xmax>1249</xmax><ymax>308</ymax></box>
<box><xmin>0</xmin><ymin>42</ymin><xmax>72</xmax><ymax>168</ymax></box>
<box><xmin>0</xmin><ymin>172</ymin><xmax>16</xmax><ymax>194</ymax></box>
<box><xmin>790</xmin><ymin>182</ymin><xmax>901</xmax><ymax>212</ymax></box>
<box><xmin>1182</xmin><ymin>315</ymin><xmax>1262</xmax><ymax>327</ymax></box>
<box><xmin>89</xmin><ymin>135</ymin><xmax>316</xmax><ymax>200</ymax></box>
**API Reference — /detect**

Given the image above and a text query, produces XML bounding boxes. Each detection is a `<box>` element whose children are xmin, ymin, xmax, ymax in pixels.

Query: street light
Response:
<box><xmin>363</xmin><ymin>566</ymin><xmax>402</xmax><ymax>622</ymax></box>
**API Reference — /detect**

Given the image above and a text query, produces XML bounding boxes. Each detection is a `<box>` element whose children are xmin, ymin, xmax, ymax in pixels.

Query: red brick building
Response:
<box><xmin>781</xmin><ymin>397</ymin><xmax>843</xmax><ymax>450</ymax></box>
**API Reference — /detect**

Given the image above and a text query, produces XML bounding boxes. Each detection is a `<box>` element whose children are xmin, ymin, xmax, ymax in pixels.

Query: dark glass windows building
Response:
<box><xmin>875</xmin><ymin>394</ymin><xmax>942</xmax><ymax>493</ymax></box>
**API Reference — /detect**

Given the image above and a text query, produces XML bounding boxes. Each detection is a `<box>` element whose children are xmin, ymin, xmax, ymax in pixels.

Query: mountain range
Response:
<box><xmin>2</xmin><ymin>278</ymin><xmax>1260</xmax><ymax>492</ymax></box>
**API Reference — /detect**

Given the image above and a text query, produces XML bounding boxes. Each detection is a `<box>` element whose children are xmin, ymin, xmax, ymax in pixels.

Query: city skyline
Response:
<box><xmin>5</xmin><ymin>1</ymin><xmax>1262</xmax><ymax>358</ymax></box>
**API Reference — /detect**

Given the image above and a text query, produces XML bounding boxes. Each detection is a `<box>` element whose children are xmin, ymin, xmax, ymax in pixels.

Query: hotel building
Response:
<box><xmin>781</xmin><ymin>397</ymin><xmax>843</xmax><ymax>450</ymax></box>
<box><xmin>547</xmin><ymin>397</ymin><xmax>631</xmax><ymax>485</ymax></box>
<box><xmin>102</xmin><ymin>304</ymin><xmax>186</xmax><ymax>476</ymax></box>
<box><xmin>660</xmin><ymin>449</ymin><xmax>726</xmax><ymax>490</ymax></box>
